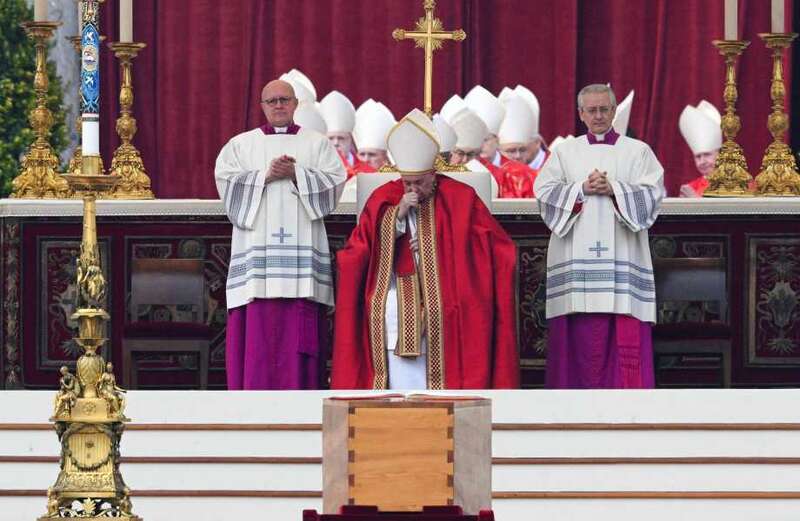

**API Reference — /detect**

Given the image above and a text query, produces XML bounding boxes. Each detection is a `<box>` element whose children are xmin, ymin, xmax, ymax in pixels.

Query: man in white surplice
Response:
<box><xmin>533</xmin><ymin>84</ymin><xmax>665</xmax><ymax>389</ymax></box>
<box><xmin>215</xmin><ymin>79</ymin><xmax>346</xmax><ymax>390</ymax></box>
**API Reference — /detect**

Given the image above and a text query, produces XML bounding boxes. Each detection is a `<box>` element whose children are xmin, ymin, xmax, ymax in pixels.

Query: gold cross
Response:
<box><xmin>392</xmin><ymin>0</ymin><xmax>466</xmax><ymax>116</ymax></box>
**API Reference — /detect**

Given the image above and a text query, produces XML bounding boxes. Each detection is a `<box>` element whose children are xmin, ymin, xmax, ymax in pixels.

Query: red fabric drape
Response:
<box><xmin>96</xmin><ymin>0</ymin><xmax>792</xmax><ymax>198</ymax></box>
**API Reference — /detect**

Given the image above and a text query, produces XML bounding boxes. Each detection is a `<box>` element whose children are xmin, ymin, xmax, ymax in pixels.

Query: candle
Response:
<box><xmin>771</xmin><ymin>0</ymin><xmax>785</xmax><ymax>33</ymax></box>
<box><xmin>34</xmin><ymin>0</ymin><xmax>47</xmax><ymax>21</ymax></box>
<box><xmin>119</xmin><ymin>0</ymin><xmax>133</xmax><ymax>42</ymax></box>
<box><xmin>724</xmin><ymin>0</ymin><xmax>737</xmax><ymax>40</ymax></box>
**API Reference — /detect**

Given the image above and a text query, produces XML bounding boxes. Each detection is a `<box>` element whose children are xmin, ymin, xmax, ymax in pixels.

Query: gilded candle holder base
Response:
<box><xmin>108</xmin><ymin>42</ymin><xmax>153</xmax><ymax>199</ymax></box>
<box><xmin>704</xmin><ymin>40</ymin><xmax>754</xmax><ymax>198</ymax></box>
<box><xmin>755</xmin><ymin>32</ymin><xmax>800</xmax><ymax>197</ymax></box>
<box><xmin>11</xmin><ymin>21</ymin><xmax>71</xmax><ymax>199</ymax></box>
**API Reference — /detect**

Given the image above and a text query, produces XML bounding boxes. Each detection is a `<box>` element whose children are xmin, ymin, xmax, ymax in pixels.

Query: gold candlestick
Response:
<box><xmin>41</xmin><ymin>168</ymin><xmax>142</xmax><ymax>520</ymax></box>
<box><xmin>704</xmin><ymin>40</ymin><xmax>754</xmax><ymax>197</ymax></box>
<box><xmin>108</xmin><ymin>41</ymin><xmax>153</xmax><ymax>199</ymax></box>
<box><xmin>755</xmin><ymin>32</ymin><xmax>800</xmax><ymax>196</ymax></box>
<box><xmin>11</xmin><ymin>21</ymin><xmax>71</xmax><ymax>199</ymax></box>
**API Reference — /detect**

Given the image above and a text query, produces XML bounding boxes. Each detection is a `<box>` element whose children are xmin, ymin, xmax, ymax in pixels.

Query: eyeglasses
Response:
<box><xmin>451</xmin><ymin>149</ymin><xmax>479</xmax><ymax>160</ymax></box>
<box><xmin>261</xmin><ymin>96</ymin><xmax>296</xmax><ymax>107</ymax></box>
<box><xmin>581</xmin><ymin>106</ymin><xmax>612</xmax><ymax>116</ymax></box>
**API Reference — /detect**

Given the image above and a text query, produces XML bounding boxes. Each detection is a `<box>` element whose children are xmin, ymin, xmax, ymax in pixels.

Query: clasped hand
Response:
<box><xmin>582</xmin><ymin>169</ymin><xmax>613</xmax><ymax>196</ymax></box>
<box><xmin>268</xmin><ymin>155</ymin><xmax>296</xmax><ymax>181</ymax></box>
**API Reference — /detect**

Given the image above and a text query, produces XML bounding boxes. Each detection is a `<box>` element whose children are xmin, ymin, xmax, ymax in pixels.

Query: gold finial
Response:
<box><xmin>393</xmin><ymin>0</ymin><xmax>466</xmax><ymax>117</ymax></box>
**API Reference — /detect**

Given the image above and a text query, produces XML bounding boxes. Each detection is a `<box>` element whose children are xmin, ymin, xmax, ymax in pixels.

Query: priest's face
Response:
<box><xmin>327</xmin><ymin>132</ymin><xmax>353</xmax><ymax>156</ymax></box>
<box><xmin>261</xmin><ymin>80</ymin><xmax>298</xmax><ymax>128</ymax></box>
<box><xmin>402</xmin><ymin>171</ymin><xmax>437</xmax><ymax>202</ymax></box>
<box><xmin>357</xmin><ymin>148</ymin><xmax>388</xmax><ymax>170</ymax></box>
<box><xmin>500</xmin><ymin>142</ymin><xmax>532</xmax><ymax>163</ymax></box>
<box><xmin>579</xmin><ymin>92</ymin><xmax>615</xmax><ymax>135</ymax></box>
<box><xmin>480</xmin><ymin>134</ymin><xmax>499</xmax><ymax>160</ymax></box>
<box><xmin>694</xmin><ymin>149</ymin><xmax>719</xmax><ymax>177</ymax></box>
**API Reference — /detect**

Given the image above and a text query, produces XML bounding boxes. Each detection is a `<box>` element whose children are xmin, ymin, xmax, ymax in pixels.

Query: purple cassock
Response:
<box><xmin>545</xmin><ymin>128</ymin><xmax>655</xmax><ymax>390</ymax></box>
<box><xmin>226</xmin><ymin>298</ymin><xmax>322</xmax><ymax>390</ymax></box>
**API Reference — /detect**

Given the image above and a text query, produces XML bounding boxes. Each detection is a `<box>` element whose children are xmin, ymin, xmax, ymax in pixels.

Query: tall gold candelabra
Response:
<box><xmin>11</xmin><ymin>22</ymin><xmax>71</xmax><ymax>199</ymax></box>
<box><xmin>108</xmin><ymin>41</ymin><xmax>153</xmax><ymax>199</ymax></box>
<box><xmin>39</xmin><ymin>165</ymin><xmax>142</xmax><ymax>520</ymax></box>
<box><xmin>755</xmin><ymin>32</ymin><xmax>800</xmax><ymax>196</ymax></box>
<box><xmin>704</xmin><ymin>40</ymin><xmax>754</xmax><ymax>197</ymax></box>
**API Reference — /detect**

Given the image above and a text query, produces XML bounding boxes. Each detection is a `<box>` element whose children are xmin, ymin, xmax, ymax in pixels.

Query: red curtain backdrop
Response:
<box><xmin>95</xmin><ymin>0</ymin><xmax>793</xmax><ymax>198</ymax></box>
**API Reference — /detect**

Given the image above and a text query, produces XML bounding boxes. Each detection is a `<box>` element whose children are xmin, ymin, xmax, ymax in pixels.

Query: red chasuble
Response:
<box><xmin>331</xmin><ymin>175</ymin><xmax>520</xmax><ymax>390</ymax></box>
<box><xmin>686</xmin><ymin>175</ymin><xmax>709</xmax><ymax>197</ymax></box>
<box><xmin>498</xmin><ymin>155</ymin><xmax>542</xmax><ymax>198</ymax></box>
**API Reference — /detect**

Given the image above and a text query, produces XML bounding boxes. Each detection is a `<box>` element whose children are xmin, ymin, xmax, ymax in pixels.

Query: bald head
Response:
<box><xmin>260</xmin><ymin>79</ymin><xmax>298</xmax><ymax>127</ymax></box>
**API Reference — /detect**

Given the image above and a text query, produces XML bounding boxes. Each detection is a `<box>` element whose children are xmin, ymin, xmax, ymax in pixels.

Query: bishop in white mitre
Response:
<box><xmin>215</xmin><ymin>79</ymin><xmax>346</xmax><ymax>390</ymax></box>
<box><xmin>534</xmin><ymin>84</ymin><xmax>664</xmax><ymax>390</ymax></box>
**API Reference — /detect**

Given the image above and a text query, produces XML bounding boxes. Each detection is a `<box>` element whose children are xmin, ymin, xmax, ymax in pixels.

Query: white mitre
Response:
<box><xmin>319</xmin><ymin>90</ymin><xmax>356</xmax><ymax>134</ymax></box>
<box><xmin>498</xmin><ymin>95</ymin><xmax>536</xmax><ymax>145</ymax></box>
<box><xmin>549</xmin><ymin>135</ymin><xmax>575</xmax><ymax>151</ymax></box>
<box><xmin>440</xmin><ymin>94</ymin><xmax>468</xmax><ymax>123</ymax></box>
<box><xmin>679</xmin><ymin>100</ymin><xmax>722</xmax><ymax>154</ymax></box>
<box><xmin>293</xmin><ymin>102</ymin><xmax>327</xmax><ymax>134</ymax></box>
<box><xmin>353</xmin><ymin>99</ymin><xmax>396</xmax><ymax>151</ymax></box>
<box><xmin>513</xmin><ymin>85</ymin><xmax>541</xmax><ymax>137</ymax></box>
<box><xmin>612</xmin><ymin>90</ymin><xmax>634</xmax><ymax>136</ymax></box>
<box><xmin>433</xmin><ymin>114</ymin><xmax>457</xmax><ymax>153</ymax></box>
<box><xmin>281</xmin><ymin>68</ymin><xmax>317</xmax><ymax>102</ymax></box>
<box><xmin>450</xmin><ymin>108</ymin><xmax>489</xmax><ymax>150</ymax></box>
<box><xmin>498</xmin><ymin>86</ymin><xmax>515</xmax><ymax>103</ymax></box>
<box><xmin>464</xmin><ymin>85</ymin><xmax>506</xmax><ymax>136</ymax></box>
<box><xmin>387</xmin><ymin>109</ymin><xmax>440</xmax><ymax>175</ymax></box>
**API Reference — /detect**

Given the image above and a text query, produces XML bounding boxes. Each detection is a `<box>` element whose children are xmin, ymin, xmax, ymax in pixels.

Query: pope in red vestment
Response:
<box><xmin>331</xmin><ymin>109</ymin><xmax>519</xmax><ymax>390</ymax></box>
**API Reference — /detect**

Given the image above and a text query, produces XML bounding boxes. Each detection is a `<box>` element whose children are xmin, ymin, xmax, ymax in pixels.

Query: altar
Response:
<box><xmin>2</xmin><ymin>196</ymin><xmax>799</xmax><ymax>390</ymax></box>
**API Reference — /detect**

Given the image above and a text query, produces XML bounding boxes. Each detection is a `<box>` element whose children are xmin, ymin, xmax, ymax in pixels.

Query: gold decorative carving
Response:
<box><xmin>755</xmin><ymin>33</ymin><xmax>800</xmax><ymax>196</ymax></box>
<box><xmin>11</xmin><ymin>22</ymin><xmax>71</xmax><ymax>199</ymax></box>
<box><xmin>434</xmin><ymin>155</ymin><xmax>468</xmax><ymax>172</ymax></box>
<box><xmin>704</xmin><ymin>40</ymin><xmax>754</xmax><ymax>198</ymax></box>
<box><xmin>393</xmin><ymin>0</ymin><xmax>466</xmax><ymax>116</ymax></box>
<box><xmin>108</xmin><ymin>42</ymin><xmax>153</xmax><ymax>199</ymax></box>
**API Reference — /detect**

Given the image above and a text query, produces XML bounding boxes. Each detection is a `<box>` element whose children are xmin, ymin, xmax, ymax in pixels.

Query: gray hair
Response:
<box><xmin>577</xmin><ymin>84</ymin><xmax>617</xmax><ymax>110</ymax></box>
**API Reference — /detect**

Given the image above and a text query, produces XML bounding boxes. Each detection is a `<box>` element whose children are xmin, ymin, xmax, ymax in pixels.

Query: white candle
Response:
<box><xmin>724</xmin><ymin>0</ymin><xmax>737</xmax><ymax>40</ymax></box>
<box><xmin>771</xmin><ymin>0</ymin><xmax>785</xmax><ymax>33</ymax></box>
<box><xmin>119</xmin><ymin>0</ymin><xmax>133</xmax><ymax>42</ymax></box>
<box><xmin>82</xmin><ymin>120</ymin><xmax>100</xmax><ymax>155</ymax></box>
<box><xmin>34</xmin><ymin>0</ymin><xmax>47</xmax><ymax>21</ymax></box>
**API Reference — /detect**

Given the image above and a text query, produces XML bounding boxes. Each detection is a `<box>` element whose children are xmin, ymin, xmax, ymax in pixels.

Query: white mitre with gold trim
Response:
<box><xmin>387</xmin><ymin>109</ymin><xmax>440</xmax><ymax>176</ymax></box>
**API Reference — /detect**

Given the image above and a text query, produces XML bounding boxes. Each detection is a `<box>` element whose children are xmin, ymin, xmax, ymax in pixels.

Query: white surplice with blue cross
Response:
<box><xmin>215</xmin><ymin>127</ymin><xmax>346</xmax><ymax>309</ymax></box>
<box><xmin>533</xmin><ymin>133</ymin><xmax>665</xmax><ymax>323</ymax></box>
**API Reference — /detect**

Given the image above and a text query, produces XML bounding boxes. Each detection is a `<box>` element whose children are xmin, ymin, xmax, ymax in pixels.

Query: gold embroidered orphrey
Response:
<box><xmin>369</xmin><ymin>197</ymin><xmax>445</xmax><ymax>389</ymax></box>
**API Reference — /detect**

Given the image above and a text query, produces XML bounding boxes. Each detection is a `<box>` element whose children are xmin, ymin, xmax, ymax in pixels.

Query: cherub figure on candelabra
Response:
<box><xmin>98</xmin><ymin>363</ymin><xmax>126</xmax><ymax>416</ymax></box>
<box><xmin>53</xmin><ymin>366</ymin><xmax>81</xmax><ymax>417</ymax></box>
<box><xmin>76</xmin><ymin>246</ymin><xmax>106</xmax><ymax>309</ymax></box>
